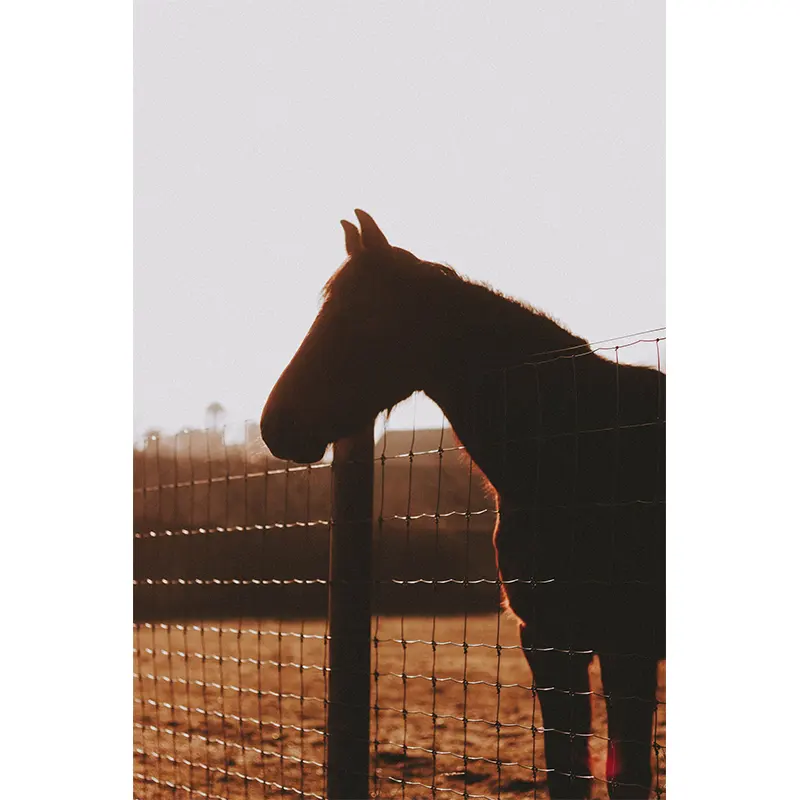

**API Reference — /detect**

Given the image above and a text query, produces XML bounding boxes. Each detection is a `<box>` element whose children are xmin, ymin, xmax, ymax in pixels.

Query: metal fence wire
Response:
<box><xmin>133</xmin><ymin>331</ymin><xmax>666</xmax><ymax>799</ymax></box>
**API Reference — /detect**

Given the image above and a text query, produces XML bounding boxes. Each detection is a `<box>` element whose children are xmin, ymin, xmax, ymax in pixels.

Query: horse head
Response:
<box><xmin>261</xmin><ymin>210</ymin><xmax>452</xmax><ymax>463</ymax></box>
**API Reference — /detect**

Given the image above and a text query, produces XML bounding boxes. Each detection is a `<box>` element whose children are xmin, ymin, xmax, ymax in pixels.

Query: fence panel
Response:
<box><xmin>133</xmin><ymin>331</ymin><xmax>665</xmax><ymax>799</ymax></box>
<box><xmin>134</xmin><ymin>428</ymin><xmax>334</xmax><ymax>799</ymax></box>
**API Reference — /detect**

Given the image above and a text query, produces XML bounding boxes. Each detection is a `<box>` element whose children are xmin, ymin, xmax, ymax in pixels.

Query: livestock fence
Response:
<box><xmin>133</xmin><ymin>331</ymin><xmax>666</xmax><ymax>799</ymax></box>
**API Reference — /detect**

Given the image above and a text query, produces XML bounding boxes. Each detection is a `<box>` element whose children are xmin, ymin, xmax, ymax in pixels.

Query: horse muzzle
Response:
<box><xmin>260</xmin><ymin>408</ymin><xmax>328</xmax><ymax>464</ymax></box>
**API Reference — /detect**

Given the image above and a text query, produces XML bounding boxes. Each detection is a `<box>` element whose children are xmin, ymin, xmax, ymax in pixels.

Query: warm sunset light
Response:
<box><xmin>135</xmin><ymin>3</ymin><xmax>665</xmax><ymax>798</ymax></box>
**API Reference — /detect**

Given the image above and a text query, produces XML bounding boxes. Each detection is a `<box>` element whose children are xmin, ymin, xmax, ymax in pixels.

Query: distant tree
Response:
<box><xmin>206</xmin><ymin>401</ymin><xmax>225</xmax><ymax>430</ymax></box>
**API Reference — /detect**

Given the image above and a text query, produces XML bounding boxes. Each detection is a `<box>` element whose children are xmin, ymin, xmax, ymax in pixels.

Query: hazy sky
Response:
<box><xmin>134</xmin><ymin>1</ymin><xmax>664</xmax><ymax>440</ymax></box>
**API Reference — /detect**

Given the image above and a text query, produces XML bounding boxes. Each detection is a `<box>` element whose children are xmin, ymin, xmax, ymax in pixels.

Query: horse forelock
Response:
<box><xmin>320</xmin><ymin>262</ymin><xmax>346</xmax><ymax>305</ymax></box>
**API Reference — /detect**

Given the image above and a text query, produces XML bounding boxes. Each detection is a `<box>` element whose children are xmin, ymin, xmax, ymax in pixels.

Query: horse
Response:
<box><xmin>261</xmin><ymin>210</ymin><xmax>665</xmax><ymax>799</ymax></box>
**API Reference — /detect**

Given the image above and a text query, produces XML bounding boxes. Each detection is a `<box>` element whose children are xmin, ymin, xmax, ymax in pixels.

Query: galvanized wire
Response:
<box><xmin>133</xmin><ymin>331</ymin><xmax>666</xmax><ymax>799</ymax></box>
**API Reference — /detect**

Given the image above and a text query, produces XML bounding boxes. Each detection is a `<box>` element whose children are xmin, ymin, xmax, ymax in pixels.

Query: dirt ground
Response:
<box><xmin>134</xmin><ymin>615</ymin><xmax>665</xmax><ymax>799</ymax></box>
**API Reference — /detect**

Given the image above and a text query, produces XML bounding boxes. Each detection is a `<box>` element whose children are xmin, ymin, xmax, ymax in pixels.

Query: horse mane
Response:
<box><xmin>321</xmin><ymin>251</ymin><xmax>589</xmax><ymax>358</ymax></box>
<box><xmin>466</xmin><ymin>276</ymin><xmax>578</xmax><ymax>337</ymax></box>
<box><xmin>433</xmin><ymin>263</ymin><xmax>593</xmax><ymax>361</ymax></box>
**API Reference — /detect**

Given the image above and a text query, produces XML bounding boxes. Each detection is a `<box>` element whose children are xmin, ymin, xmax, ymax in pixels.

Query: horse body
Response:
<box><xmin>261</xmin><ymin>211</ymin><xmax>664</xmax><ymax>799</ymax></box>
<box><xmin>424</xmin><ymin>276</ymin><xmax>665</xmax><ymax>800</ymax></box>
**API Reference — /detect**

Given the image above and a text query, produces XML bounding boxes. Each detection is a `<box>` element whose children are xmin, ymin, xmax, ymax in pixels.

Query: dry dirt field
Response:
<box><xmin>135</xmin><ymin>615</ymin><xmax>665</xmax><ymax>799</ymax></box>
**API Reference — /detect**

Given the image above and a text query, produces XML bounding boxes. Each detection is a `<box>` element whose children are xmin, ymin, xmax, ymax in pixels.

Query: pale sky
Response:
<box><xmin>134</xmin><ymin>1</ymin><xmax>664</xmax><ymax>440</ymax></box>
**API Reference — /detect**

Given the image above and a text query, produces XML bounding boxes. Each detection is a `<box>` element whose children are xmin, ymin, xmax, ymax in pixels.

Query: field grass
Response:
<box><xmin>135</xmin><ymin>615</ymin><xmax>665</xmax><ymax>799</ymax></box>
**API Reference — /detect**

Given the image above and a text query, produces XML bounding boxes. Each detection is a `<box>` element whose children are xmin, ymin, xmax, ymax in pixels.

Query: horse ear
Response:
<box><xmin>341</xmin><ymin>219</ymin><xmax>363</xmax><ymax>256</ymax></box>
<box><xmin>354</xmin><ymin>209</ymin><xmax>391</xmax><ymax>251</ymax></box>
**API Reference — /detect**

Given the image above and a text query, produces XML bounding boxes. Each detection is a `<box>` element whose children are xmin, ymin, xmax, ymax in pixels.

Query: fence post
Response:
<box><xmin>327</xmin><ymin>425</ymin><xmax>374</xmax><ymax>799</ymax></box>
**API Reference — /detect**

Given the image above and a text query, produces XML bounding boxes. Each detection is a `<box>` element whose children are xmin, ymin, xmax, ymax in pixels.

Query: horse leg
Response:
<box><xmin>521</xmin><ymin>624</ymin><xmax>594</xmax><ymax>800</ymax></box>
<box><xmin>600</xmin><ymin>654</ymin><xmax>658</xmax><ymax>799</ymax></box>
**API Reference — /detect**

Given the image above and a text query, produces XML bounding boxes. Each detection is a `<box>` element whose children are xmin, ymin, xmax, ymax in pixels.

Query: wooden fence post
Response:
<box><xmin>327</xmin><ymin>425</ymin><xmax>374</xmax><ymax>799</ymax></box>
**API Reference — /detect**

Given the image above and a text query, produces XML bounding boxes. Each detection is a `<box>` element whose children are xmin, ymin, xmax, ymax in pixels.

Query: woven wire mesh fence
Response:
<box><xmin>133</xmin><ymin>331</ymin><xmax>665</xmax><ymax>799</ymax></box>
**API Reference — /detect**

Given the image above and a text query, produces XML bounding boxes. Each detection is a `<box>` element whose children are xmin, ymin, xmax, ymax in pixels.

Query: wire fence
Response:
<box><xmin>133</xmin><ymin>331</ymin><xmax>666</xmax><ymax>799</ymax></box>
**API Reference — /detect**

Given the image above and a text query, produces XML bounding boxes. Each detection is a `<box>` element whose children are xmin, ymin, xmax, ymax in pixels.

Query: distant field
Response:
<box><xmin>135</xmin><ymin>615</ymin><xmax>665</xmax><ymax>799</ymax></box>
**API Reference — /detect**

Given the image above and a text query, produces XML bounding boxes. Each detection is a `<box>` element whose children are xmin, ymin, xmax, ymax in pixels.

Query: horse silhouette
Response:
<box><xmin>261</xmin><ymin>210</ymin><xmax>665</xmax><ymax>799</ymax></box>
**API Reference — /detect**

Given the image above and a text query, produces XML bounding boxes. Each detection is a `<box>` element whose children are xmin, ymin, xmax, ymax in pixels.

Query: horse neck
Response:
<box><xmin>420</xmin><ymin>280</ymin><xmax>591</xmax><ymax>498</ymax></box>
